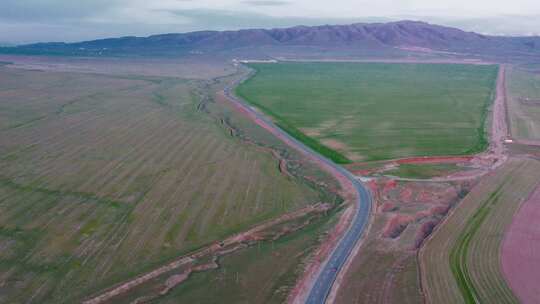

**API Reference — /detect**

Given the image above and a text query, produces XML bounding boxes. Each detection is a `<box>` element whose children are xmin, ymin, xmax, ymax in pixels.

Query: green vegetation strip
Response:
<box><xmin>449</xmin><ymin>186</ymin><xmax>503</xmax><ymax>303</ymax></box>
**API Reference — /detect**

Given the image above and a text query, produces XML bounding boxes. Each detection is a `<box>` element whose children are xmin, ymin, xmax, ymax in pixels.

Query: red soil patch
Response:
<box><xmin>350</xmin><ymin>169</ymin><xmax>373</xmax><ymax>175</ymax></box>
<box><xmin>501</xmin><ymin>185</ymin><xmax>540</xmax><ymax>304</ymax></box>
<box><xmin>429</xmin><ymin>204</ymin><xmax>451</xmax><ymax>217</ymax></box>
<box><xmin>416</xmin><ymin>190</ymin><xmax>435</xmax><ymax>203</ymax></box>
<box><xmin>414</xmin><ymin>205</ymin><xmax>451</xmax><ymax>221</ymax></box>
<box><xmin>382</xmin><ymin>215</ymin><xmax>413</xmax><ymax>238</ymax></box>
<box><xmin>367</xmin><ymin>180</ymin><xmax>379</xmax><ymax>193</ymax></box>
<box><xmin>399</xmin><ymin>187</ymin><xmax>414</xmax><ymax>203</ymax></box>
<box><xmin>414</xmin><ymin>220</ymin><xmax>438</xmax><ymax>249</ymax></box>
<box><xmin>414</xmin><ymin>210</ymin><xmax>432</xmax><ymax>220</ymax></box>
<box><xmin>380</xmin><ymin>202</ymin><xmax>398</xmax><ymax>212</ymax></box>
<box><xmin>396</xmin><ymin>156</ymin><xmax>473</xmax><ymax>165</ymax></box>
<box><xmin>382</xmin><ymin>179</ymin><xmax>397</xmax><ymax>194</ymax></box>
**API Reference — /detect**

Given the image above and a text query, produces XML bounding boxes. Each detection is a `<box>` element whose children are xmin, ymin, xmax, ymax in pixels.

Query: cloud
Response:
<box><xmin>0</xmin><ymin>0</ymin><xmax>126</xmax><ymax>22</ymax></box>
<box><xmin>241</xmin><ymin>0</ymin><xmax>290</xmax><ymax>6</ymax></box>
<box><xmin>1</xmin><ymin>0</ymin><xmax>540</xmax><ymax>44</ymax></box>
<box><xmin>164</xmin><ymin>9</ymin><xmax>380</xmax><ymax>30</ymax></box>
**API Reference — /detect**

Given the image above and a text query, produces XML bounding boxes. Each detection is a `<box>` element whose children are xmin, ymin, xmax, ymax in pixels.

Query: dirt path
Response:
<box><xmin>490</xmin><ymin>65</ymin><xmax>509</xmax><ymax>161</ymax></box>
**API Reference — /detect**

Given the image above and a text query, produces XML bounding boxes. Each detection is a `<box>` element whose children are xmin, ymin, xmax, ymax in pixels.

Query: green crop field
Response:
<box><xmin>0</xmin><ymin>65</ymin><xmax>333</xmax><ymax>303</ymax></box>
<box><xmin>237</xmin><ymin>62</ymin><xmax>498</xmax><ymax>163</ymax></box>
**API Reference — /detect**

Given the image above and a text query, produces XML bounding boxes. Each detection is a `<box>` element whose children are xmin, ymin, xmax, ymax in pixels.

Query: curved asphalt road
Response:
<box><xmin>224</xmin><ymin>67</ymin><xmax>373</xmax><ymax>304</ymax></box>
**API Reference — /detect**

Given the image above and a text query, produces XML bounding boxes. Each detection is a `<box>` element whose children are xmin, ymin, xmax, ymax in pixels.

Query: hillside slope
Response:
<box><xmin>2</xmin><ymin>20</ymin><xmax>540</xmax><ymax>59</ymax></box>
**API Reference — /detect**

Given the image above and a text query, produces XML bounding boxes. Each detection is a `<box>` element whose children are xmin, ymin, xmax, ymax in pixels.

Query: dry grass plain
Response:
<box><xmin>420</xmin><ymin>158</ymin><xmax>540</xmax><ymax>304</ymax></box>
<box><xmin>0</xmin><ymin>63</ymin><xmax>337</xmax><ymax>303</ymax></box>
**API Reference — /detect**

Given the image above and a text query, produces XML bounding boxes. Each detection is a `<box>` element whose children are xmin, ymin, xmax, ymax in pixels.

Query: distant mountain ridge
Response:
<box><xmin>2</xmin><ymin>20</ymin><xmax>540</xmax><ymax>58</ymax></box>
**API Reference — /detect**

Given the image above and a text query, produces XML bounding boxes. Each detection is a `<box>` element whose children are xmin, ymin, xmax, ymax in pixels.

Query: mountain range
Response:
<box><xmin>2</xmin><ymin>20</ymin><xmax>540</xmax><ymax>60</ymax></box>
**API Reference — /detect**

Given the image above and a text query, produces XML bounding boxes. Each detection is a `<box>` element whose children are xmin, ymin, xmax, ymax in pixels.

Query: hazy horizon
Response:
<box><xmin>2</xmin><ymin>0</ymin><xmax>540</xmax><ymax>44</ymax></box>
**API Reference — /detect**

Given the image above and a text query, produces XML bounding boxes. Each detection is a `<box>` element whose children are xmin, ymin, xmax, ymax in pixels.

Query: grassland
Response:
<box><xmin>385</xmin><ymin>163</ymin><xmax>462</xmax><ymax>179</ymax></box>
<box><xmin>152</xmin><ymin>210</ymin><xmax>338</xmax><ymax>304</ymax></box>
<box><xmin>507</xmin><ymin>67</ymin><xmax>540</xmax><ymax>140</ymax></box>
<box><xmin>420</xmin><ymin>158</ymin><xmax>540</xmax><ymax>303</ymax></box>
<box><xmin>236</xmin><ymin>62</ymin><xmax>498</xmax><ymax>162</ymax></box>
<box><xmin>0</xmin><ymin>65</ymin><xmax>336</xmax><ymax>303</ymax></box>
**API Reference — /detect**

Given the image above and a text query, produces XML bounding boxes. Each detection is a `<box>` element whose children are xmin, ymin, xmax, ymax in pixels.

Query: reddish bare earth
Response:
<box><xmin>501</xmin><ymin>184</ymin><xmax>540</xmax><ymax>304</ymax></box>
<box><xmin>332</xmin><ymin>177</ymin><xmax>475</xmax><ymax>304</ymax></box>
<box><xmin>396</xmin><ymin>156</ymin><xmax>474</xmax><ymax>164</ymax></box>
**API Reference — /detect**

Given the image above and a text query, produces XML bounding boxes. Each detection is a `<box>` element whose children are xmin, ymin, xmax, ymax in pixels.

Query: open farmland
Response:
<box><xmin>507</xmin><ymin>67</ymin><xmax>540</xmax><ymax>140</ymax></box>
<box><xmin>0</xmin><ymin>65</ymin><xmax>333</xmax><ymax>303</ymax></box>
<box><xmin>420</xmin><ymin>158</ymin><xmax>540</xmax><ymax>304</ymax></box>
<box><xmin>236</xmin><ymin>62</ymin><xmax>498</xmax><ymax>163</ymax></box>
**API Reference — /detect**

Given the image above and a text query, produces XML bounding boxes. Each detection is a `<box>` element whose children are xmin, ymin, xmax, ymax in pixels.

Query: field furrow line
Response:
<box><xmin>120</xmin><ymin>135</ymin><xmax>221</xmax><ymax>264</ymax></box>
<box><xmin>169</xmin><ymin>139</ymin><xmax>228</xmax><ymax>247</ymax></box>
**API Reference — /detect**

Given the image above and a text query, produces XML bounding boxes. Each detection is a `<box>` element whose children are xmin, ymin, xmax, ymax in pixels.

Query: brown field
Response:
<box><xmin>502</xmin><ymin>184</ymin><xmax>540</xmax><ymax>304</ymax></box>
<box><xmin>420</xmin><ymin>158</ymin><xmax>540</xmax><ymax>303</ymax></box>
<box><xmin>0</xmin><ymin>63</ymin><xmax>339</xmax><ymax>303</ymax></box>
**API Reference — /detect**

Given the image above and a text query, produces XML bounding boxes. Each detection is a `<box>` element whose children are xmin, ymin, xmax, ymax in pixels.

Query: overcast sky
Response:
<box><xmin>2</xmin><ymin>0</ymin><xmax>540</xmax><ymax>44</ymax></box>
